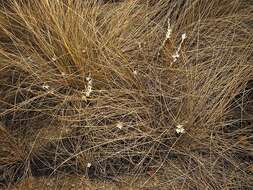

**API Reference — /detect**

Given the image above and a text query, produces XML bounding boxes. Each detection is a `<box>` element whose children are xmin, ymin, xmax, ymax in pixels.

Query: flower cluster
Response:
<box><xmin>172</xmin><ymin>33</ymin><xmax>187</xmax><ymax>63</ymax></box>
<box><xmin>158</xmin><ymin>18</ymin><xmax>173</xmax><ymax>55</ymax></box>
<box><xmin>116</xmin><ymin>122</ymin><xmax>123</xmax><ymax>129</ymax></box>
<box><xmin>165</xmin><ymin>18</ymin><xmax>172</xmax><ymax>40</ymax></box>
<box><xmin>176</xmin><ymin>124</ymin><xmax>185</xmax><ymax>134</ymax></box>
<box><xmin>87</xmin><ymin>163</ymin><xmax>91</xmax><ymax>168</ymax></box>
<box><xmin>84</xmin><ymin>76</ymin><xmax>93</xmax><ymax>98</ymax></box>
<box><xmin>42</xmin><ymin>84</ymin><xmax>50</xmax><ymax>90</ymax></box>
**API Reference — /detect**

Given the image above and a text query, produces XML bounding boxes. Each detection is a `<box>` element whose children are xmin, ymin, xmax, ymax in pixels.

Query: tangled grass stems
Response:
<box><xmin>0</xmin><ymin>0</ymin><xmax>252</xmax><ymax>189</ymax></box>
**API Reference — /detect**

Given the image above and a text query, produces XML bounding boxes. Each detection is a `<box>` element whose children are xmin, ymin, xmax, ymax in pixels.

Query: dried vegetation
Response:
<box><xmin>0</xmin><ymin>0</ymin><xmax>252</xmax><ymax>189</ymax></box>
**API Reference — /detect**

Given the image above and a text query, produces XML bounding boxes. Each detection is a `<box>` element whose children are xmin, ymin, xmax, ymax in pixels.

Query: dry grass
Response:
<box><xmin>0</xmin><ymin>0</ymin><xmax>252</xmax><ymax>189</ymax></box>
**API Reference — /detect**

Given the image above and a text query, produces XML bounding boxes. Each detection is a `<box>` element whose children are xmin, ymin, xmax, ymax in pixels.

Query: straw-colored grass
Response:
<box><xmin>0</xmin><ymin>0</ymin><xmax>252</xmax><ymax>189</ymax></box>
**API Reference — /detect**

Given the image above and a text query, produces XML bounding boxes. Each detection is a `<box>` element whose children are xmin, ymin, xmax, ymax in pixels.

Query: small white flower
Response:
<box><xmin>165</xmin><ymin>18</ymin><xmax>172</xmax><ymax>40</ymax></box>
<box><xmin>52</xmin><ymin>56</ymin><xmax>57</xmax><ymax>61</ymax></box>
<box><xmin>42</xmin><ymin>84</ymin><xmax>50</xmax><ymax>90</ymax></box>
<box><xmin>87</xmin><ymin>163</ymin><xmax>91</xmax><ymax>168</ymax></box>
<box><xmin>133</xmin><ymin>70</ymin><xmax>138</xmax><ymax>75</ymax></box>
<box><xmin>176</xmin><ymin>124</ymin><xmax>185</xmax><ymax>134</ymax></box>
<box><xmin>86</xmin><ymin>76</ymin><xmax>91</xmax><ymax>82</ymax></box>
<box><xmin>182</xmin><ymin>33</ymin><xmax>187</xmax><ymax>40</ymax></box>
<box><xmin>172</xmin><ymin>32</ymin><xmax>187</xmax><ymax>63</ymax></box>
<box><xmin>82</xmin><ymin>50</ymin><xmax>86</xmax><ymax>53</ymax></box>
<box><xmin>61</xmin><ymin>72</ymin><xmax>66</xmax><ymax>76</ymax></box>
<box><xmin>85</xmin><ymin>87</ymin><xmax>92</xmax><ymax>97</ymax></box>
<box><xmin>159</xmin><ymin>18</ymin><xmax>173</xmax><ymax>53</ymax></box>
<box><xmin>172</xmin><ymin>52</ymin><xmax>180</xmax><ymax>62</ymax></box>
<box><xmin>84</xmin><ymin>75</ymin><xmax>93</xmax><ymax>97</ymax></box>
<box><xmin>116</xmin><ymin>122</ymin><xmax>123</xmax><ymax>129</ymax></box>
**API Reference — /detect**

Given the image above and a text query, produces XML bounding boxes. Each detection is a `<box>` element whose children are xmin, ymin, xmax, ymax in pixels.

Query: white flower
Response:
<box><xmin>42</xmin><ymin>84</ymin><xmax>50</xmax><ymax>90</ymax></box>
<box><xmin>133</xmin><ymin>70</ymin><xmax>138</xmax><ymax>75</ymax></box>
<box><xmin>176</xmin><ymin>124</ymin><xmax>185</xmax><ymax>134</ymax></box>
<box><xmin>85</xmin><ymin>87</ymin><xmax>92</xmax><ymax>97</ymax></box>
<box><xmin>159</xmin><ymin>18</ymin><xmax>173</xmax><ymax>53</ymax></box>
<box><xmin>52</xmin><ymin>56</ymin><xmax>57</xmax><ymax>61</ymax></box>
<box><xmin>172</xmin><ymin>33</ymin><xmax>187</xmax><ymax>63</ymax></box>
<box><xmin>165</xmin><ymin>18</ymin><xmax>172</xmax><ymax>40</ymax></box>
<box><xmin>87</xmin><ymin>163</ymin><xmax>91</xmax><ymax>168</ymax></box>
<box><xmin>172</xmin><ymin>52</ymin><xmax>180</xmax><ymax>62</ymax></box>
<box><xmin>116</xmin><ymin>122</ymin><xmax>123</xmax><ymax>129</ymax></box>
<box><xmin>84</xmin><ymin>75</ymin><xmax>93</xmax><ymax>97</ymax></box>
<box><xmin>182</xmin><ymin>33</ymin><xmax>187</xmax><ymax>40</ymax></box>
<box><xmin>86</xmin><ymin>76</ymin><xmax>91</xmax><ymax>82</ymax></box>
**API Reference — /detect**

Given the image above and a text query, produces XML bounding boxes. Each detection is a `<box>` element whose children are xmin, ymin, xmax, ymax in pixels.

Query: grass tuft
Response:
<box><xmin>0</xmin><ymin>0</ymin><xmax>252</xmax><ymax>189</ymax></box>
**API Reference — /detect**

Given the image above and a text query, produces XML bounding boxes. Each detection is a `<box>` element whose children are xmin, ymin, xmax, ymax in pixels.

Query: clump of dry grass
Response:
<box><xmin>0</xmin><ymin>123</ymin><xmax>28</xmax><ymax>186</ymax></box>
<box><xmin>0</xmin><ymin>0</ymin><xmax>252</xmax><ymax>189</ymax></box>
